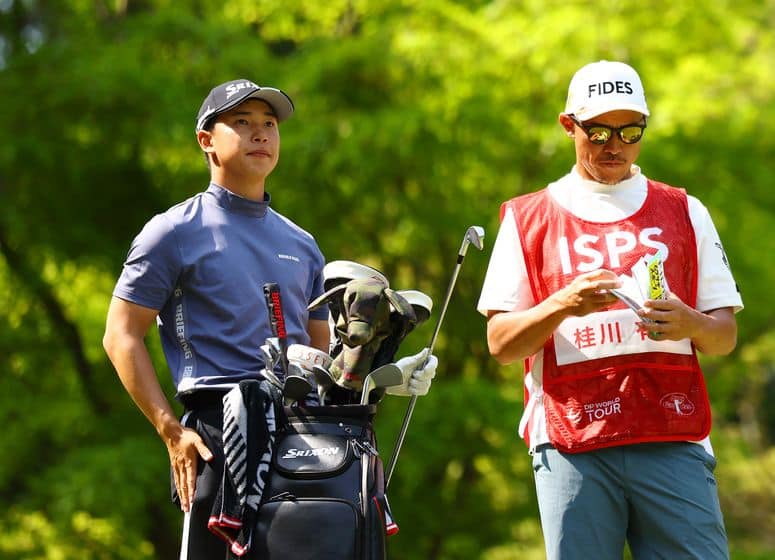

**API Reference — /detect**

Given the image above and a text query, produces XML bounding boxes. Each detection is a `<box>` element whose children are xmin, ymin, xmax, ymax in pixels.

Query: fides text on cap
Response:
<box><xmin>588</xmin><ymin>81</ymin><xmax>634</xmax><ymax>97</ymax></box>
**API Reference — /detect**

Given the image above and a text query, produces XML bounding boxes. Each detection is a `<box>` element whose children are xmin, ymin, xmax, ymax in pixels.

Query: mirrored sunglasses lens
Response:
<box><xmin>587</xmin><ymin>127</ymin><xmax>611</xmax><ymax>144</ymax></box>
<box><xmin>619</xmin><ymin>127</ymin><xmax>644</xmax><ymax>144</ymax></box>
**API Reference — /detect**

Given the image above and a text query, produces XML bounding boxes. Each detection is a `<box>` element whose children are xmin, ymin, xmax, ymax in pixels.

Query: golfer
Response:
<box><xmin>103</xmin><ymin>78</ymin><xmax>436</xmax><ymax>559</ymax></box>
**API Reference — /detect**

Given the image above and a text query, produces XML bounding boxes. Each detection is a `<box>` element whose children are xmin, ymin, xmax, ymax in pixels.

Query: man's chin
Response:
<box><xmin>593</xmin><ymin>166</ymin><xmax>632</xmax><ymax>185</ymax></box>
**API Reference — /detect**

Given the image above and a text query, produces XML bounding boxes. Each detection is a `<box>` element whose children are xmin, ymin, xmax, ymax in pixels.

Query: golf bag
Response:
<box><xmin>250</xmin><ymin>261</ymin><xmax>431</xmax><ymax>558</ymax></box>
<box><xmin>252</xmin><ymin>404</ymin><xmax>389</xmax><ymax>560</ymax></box>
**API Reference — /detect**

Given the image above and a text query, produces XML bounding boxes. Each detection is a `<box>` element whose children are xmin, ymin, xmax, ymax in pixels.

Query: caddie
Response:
<box><xmin>478</xmin><ymin>60</ymin><xmax>743</xmax><ymax>560</ymax></box>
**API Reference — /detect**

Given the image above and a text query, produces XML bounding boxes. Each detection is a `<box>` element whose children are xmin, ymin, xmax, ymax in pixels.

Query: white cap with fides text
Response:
<box><xmin>565</xmin><ymin>60</ymin><xmax>649</xmax><ymax>121</ymax></box>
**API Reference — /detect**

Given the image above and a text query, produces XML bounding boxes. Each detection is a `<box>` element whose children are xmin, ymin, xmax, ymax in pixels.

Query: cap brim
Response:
<box><xmin>574</xmin><ymin>103</ymin><xmax>650</xmax><ymax>121</ymax></box>
<box><xmin>196</xmin><ymin>86</ymin><xmax>294</xmax><ymax>131</ymax></box>
<box><xmin>242</xmin><ymin>88</ymin><xmax>295</xmax><ymax>122</ymax></box>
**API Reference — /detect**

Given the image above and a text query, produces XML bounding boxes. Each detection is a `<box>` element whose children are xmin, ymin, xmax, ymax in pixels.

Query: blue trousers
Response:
<box><xmin>532</xmin><ymin>442</ymin><xmax>729</xmax><ymax>560</ymax></box>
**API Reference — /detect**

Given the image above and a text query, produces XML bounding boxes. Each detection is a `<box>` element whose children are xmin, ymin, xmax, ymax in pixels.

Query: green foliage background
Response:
<box><xmin>1</xmin><ymin>1</ymin><xmax>773</xmax><ymax>558</ymax></box>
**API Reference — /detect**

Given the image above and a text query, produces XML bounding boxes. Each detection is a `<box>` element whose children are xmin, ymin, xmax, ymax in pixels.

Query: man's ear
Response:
<box><xmin>559</xmin><ymin>113</ymin><xmax>575</xmax><ymax>137</ymax></box>
<box><xmin>197</xmin><ymin>129</ymin><xmax>216</xmax><ymax>153</ymax></box>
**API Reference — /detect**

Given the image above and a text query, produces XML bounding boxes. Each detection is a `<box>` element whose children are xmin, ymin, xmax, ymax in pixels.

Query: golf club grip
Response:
<box><xmin>263</xmin><ymin>282</ymin><xmax>289</xmax><ymax>375</ymax></box>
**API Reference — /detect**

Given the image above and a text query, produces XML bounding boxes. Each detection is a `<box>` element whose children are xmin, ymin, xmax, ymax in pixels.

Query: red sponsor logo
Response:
<box><xmin>270</xmin><ymin>292</ymin><xmax>287</xmax><ymax>337</ymax></box>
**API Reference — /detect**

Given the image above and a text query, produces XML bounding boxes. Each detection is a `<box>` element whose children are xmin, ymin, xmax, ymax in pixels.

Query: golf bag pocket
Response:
<box><xmin>274</xmin><ymin>432</ymin><xmax>354</xmax><ymax>478</ymax></box>
<box><xmin>253</xmin><ymin>405</ymin><xmax>387</xmax><ymax>560</ymax></box>
<box><xmin>254</xmin><ymin>499</ymin><xmax>360</xmax><ymax>559</ymax></box>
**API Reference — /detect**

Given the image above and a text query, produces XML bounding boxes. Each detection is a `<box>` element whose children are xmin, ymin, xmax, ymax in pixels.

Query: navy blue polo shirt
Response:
<box><xmin>113</xmin><ymin>183</ymin><xmax>328</xmax><ymax>395</ymax></box>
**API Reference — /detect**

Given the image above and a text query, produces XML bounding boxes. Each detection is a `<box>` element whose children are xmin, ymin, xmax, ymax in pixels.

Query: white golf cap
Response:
<box><xmin>564</xmin><ymin>60</ymin><xmax>649</xmax><ymax>121</ymax></box>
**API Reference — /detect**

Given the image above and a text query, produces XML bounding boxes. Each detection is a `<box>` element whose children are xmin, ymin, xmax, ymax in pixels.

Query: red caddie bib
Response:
<box><xmin>503</xmin><ymin>180</ymin><xmax>711</xmax><ymax>453</ymax></box>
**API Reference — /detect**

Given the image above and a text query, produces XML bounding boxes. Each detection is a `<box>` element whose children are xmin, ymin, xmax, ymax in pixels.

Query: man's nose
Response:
<box><xmin>605</xmin><ymin>135</ymin><xmax>624</xmax><ymax>153</ymax></box>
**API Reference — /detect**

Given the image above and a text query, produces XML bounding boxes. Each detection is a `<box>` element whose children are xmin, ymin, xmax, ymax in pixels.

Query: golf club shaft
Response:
<box><xmin>385</xmin><ymin>228</ymin><xmax>482</xmax><ymax>490</ymax></box>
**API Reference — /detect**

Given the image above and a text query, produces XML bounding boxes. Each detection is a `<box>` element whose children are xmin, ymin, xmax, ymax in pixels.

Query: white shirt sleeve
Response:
<box><xmin>688</xmin><ymin>196</ymin><xmax>744</xmax><ymax>313</ymax></box>
<box><xmin>476</xmin><ymin>207</ymin><xmax>536</xmax><ymax>316</ymax></box>
<box><xmin>476</xmin><ymin>194</ymin><xmax>743</xmax><ymax>317</ymax></box>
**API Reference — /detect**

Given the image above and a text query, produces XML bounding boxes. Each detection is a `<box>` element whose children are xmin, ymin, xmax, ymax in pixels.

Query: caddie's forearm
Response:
<box><xmin>487</xmin><ymin>297</ymin><xmax>569</xmax><ymax>365</ymax></box>
<box><xmin>690</xmin><ymin>307</ymin><xmax>737</xmax><ymax>356</ymax></box>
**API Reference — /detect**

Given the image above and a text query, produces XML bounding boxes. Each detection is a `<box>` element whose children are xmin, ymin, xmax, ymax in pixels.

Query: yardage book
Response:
<box><xmin>610</xmin><ymin>251</ymin><xmax>668</xmax><ymax>318</ymax></box>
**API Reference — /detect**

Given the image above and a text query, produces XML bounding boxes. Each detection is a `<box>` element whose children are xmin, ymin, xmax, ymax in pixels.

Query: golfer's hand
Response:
<box><xmin>551</xmin><ymin>269</ymin><xmax>621</xmax><ymax>317</ymax></box>
<box><xmin>637</xmin><ymin>292</ymin><xmax>697</xmax><ymax>341</ymax></box>
<box><xmin>387</xmin><ymin>348</ymin><xmax>438</xmax><ymax>397</ymax></box>
<box><xmin>166</xmin><ymin>426</ymin><xmax>213</xmax><ymax>512</ymax></box>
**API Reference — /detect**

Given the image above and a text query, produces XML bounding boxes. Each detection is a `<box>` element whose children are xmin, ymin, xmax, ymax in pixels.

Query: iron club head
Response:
<box><xmin>260</xmin><ymin>344</ymin><xmax>277</xmax><ymax>372</ymax></box>
<box><xmin>360</xmin><ymin>364</ymin><xmax>404</xmax><ymax>405</ymax></box>
<box><xmin>283</xmin><ymin>374</ymin><xmax>313</xmax><ymax>406</ymax></box>
<box><xmin>312</xmin><ymin>365</ymin><xmax>336</xmax><ymax>404</ymax></box>
<box><xmin>260</xmin><ymin>368</ymin><xmax>283</xmax><ymax>389</ymax></box>
<box><xmin>461</xmin><ymin>225</ymin><xmax>485</xmax><ymax>254</ymax></box>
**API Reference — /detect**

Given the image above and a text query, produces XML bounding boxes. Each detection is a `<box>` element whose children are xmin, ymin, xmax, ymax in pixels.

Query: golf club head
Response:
<box><xmin>283</xmin><ymin>375</ymin><xmax>313</xmax><ymax>405</ymax></box>
<box><xmin>312</xmin><ymin>365</ymin><xmax>335</xmax><ymax>389</ymax></box>
<box><xmin>320</xmin><ymin>260</ymin><xmax>390</xmax><ymax>292</ymax></box>
<box><xmin>287</xmin><ymin>362</ymin><xmax>306</xmax><ymax>378</ymax></box>
<box><xmin>266</xmin><ymin>337</ymin><xmax>282</xmax><ymax>357</ymax></box>
<box><xmin>259</xmin><ymin>344</ymin><xmax>275</xmax><ymax>370</ymax></box>
<box><xmin>265</xmin><ymin>338</ymin><xmax>282</xmax><ymax>373</ymax></box>
<box><xmin>396</xmin><ymin>289</ymin><xmax>433</xmax><ymax>324</ymax></box>
<box><xmin>359</xmin><ymin>374</ymin><xmax>375</xmax><ymax>406</ymax></box>
<box><xmin>371</xmin><ymin>363</ymin><xmax>404</xmax><ymax>387</ymax></box>
<box><xmin>312</xmin><ymin>364</ymin><xmax>336</xmax><ymax>405</ymax></box>
<box><xmin>289</xmin><ymin>362</ymin><xmax>319</xmax><ymax>402</ymax></box>
<box><xmin>260</xmin><ymin>368</ymin><xmax>283</xmax><ymax>389</ymax></box>
<box><xmin>463</xmin><ymin>225</ymin><xmax>485</xmax><ymax>252</ymax></box>
<box><xmin>360</xmin><ymin>364</ymin><xmax>404</xmax><ymax>405</ymax></box>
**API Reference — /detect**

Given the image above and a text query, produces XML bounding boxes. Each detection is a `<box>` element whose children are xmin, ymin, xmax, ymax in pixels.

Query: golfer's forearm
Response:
<box><xmin>105</xmin><ymin>338</ymin><xmax>181</xmax><ymax>440</ymax></box>
<box><xmin>122</xmin><ymin>363</ymin><xmax>182</xmax><ymax>441</ymax></box>
<box><xmin>307</xmin><ymin>318</ymin><xmax>331</xmax><ymax>354</ymax></box>
<box><xmin>690</xmin><ymin>307</ymin><xmax>737</xmax><ymax>356</ymax></box>
<box><xmin>487</xmin><ymin>299</ymin><xmax>568</xmax><ymax>364</ymax></box>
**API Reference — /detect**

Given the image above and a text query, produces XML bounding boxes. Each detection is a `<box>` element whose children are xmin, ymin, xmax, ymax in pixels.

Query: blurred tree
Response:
<box><xmin>0</xmin><ymin>0</ymin><xmax>773</xmax><ymax>558</ymax></box>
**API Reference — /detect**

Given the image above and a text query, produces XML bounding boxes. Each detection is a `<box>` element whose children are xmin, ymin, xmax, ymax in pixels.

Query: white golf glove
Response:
<box><xmin>386</xmin><ymin>348</ymin><xmax>438</xmax><ymax>397</ymax></box>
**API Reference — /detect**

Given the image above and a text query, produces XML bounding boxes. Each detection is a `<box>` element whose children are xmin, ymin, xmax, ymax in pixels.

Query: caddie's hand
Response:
<box><xmin>637</xmin><ymin>292</ymin><xmax>697</xmax><ymax>341</ymax></box>
<box><xmin>165</xmin><ymin>425</ymin><xmax>213</xmax><ymax>512</ymax></box>
<box><xmin>387</xmin><ymin>348</ymin><xmax>438</xmax><ymax>397</ymax></box>
<box><xmin>551</xmin><ymin>269</ymin><xmax>621</xmax><ymax>317</ymax></box>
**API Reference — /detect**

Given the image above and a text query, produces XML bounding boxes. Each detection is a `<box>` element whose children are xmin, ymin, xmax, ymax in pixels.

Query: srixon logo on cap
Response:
<box><xmin>587</xmin><ymin>81</ymin><xmax>634</xmax><ymax>97</ymax></box>
<box><xmin>225</xmin><ymin>81</ymin><xmax>258</xmax><ymax>99</ymax></box>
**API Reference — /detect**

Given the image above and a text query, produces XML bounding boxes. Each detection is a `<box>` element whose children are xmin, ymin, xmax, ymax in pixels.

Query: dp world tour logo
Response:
<box><xmin>660</xmin><ymin>393</ymin><xmax>696</xmax><ymax>416</ymax></box>
<box><xmin>565</xmin><ymin>409</ymin><xmax>583</xmax><ymax>424</ymax></box>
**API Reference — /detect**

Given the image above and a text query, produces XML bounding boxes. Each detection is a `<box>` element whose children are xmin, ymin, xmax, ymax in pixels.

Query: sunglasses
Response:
<box><xmin>569</xmin><ymin>115</ymin><xmax>647</xmax><ymax>145</ymax></box>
